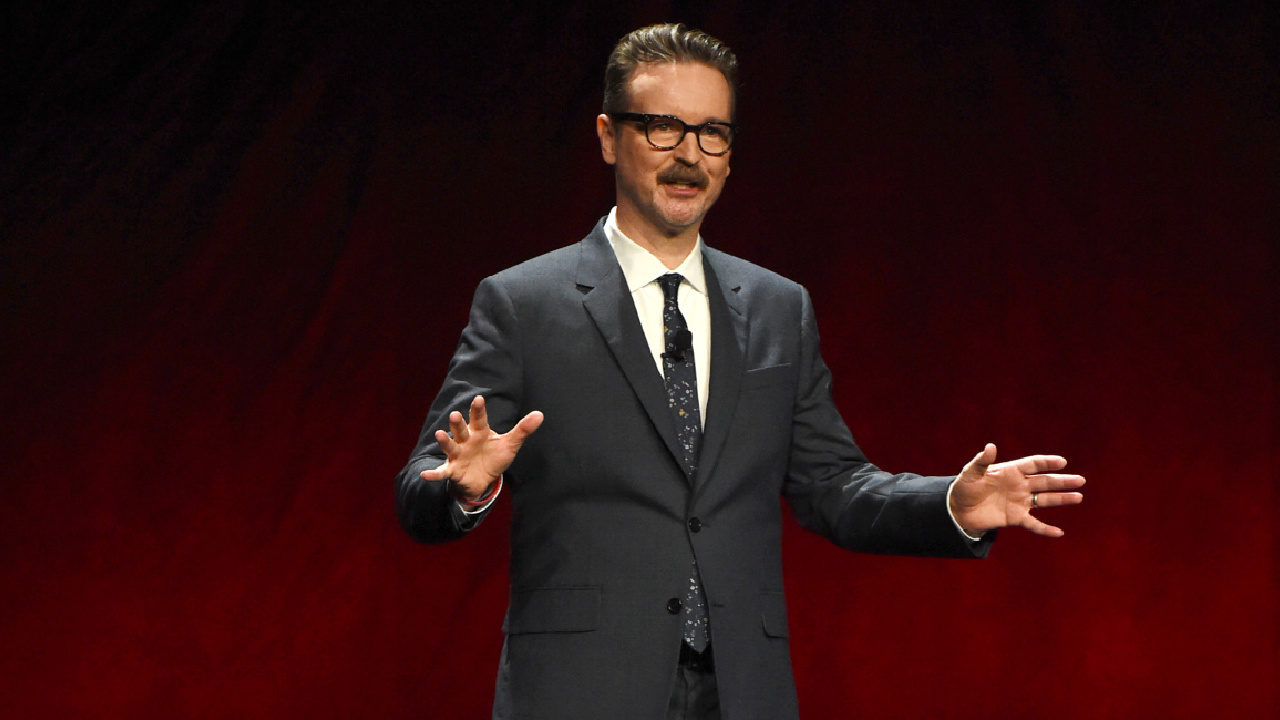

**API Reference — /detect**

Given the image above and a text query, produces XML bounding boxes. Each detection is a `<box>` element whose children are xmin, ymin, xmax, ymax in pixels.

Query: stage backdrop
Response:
<box><xmin>2</xmin><ymin>2</ymin><xmax>1274</xmax><ymax>718</ymax></box>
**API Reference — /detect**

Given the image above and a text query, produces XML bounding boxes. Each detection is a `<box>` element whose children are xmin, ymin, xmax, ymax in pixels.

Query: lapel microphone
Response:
<box><xmin>663</xmin><ymin>329</ymin><xmax>693</xmax><ymax>362</ymax></box>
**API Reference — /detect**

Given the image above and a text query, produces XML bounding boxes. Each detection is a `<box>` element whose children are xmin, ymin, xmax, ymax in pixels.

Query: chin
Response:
<box><xmin>655</xmin><ymin>202</ymin><xmax>708</xmax><ymax>230</ymax></box>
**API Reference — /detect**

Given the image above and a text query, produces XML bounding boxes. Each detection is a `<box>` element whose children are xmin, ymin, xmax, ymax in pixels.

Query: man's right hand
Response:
<box><xmin>419</xmin><ymin>395</ymin><xmax>544</xmax><ymax>501</ymax></box>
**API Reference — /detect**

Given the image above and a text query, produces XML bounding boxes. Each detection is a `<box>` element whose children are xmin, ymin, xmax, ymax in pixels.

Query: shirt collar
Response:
<box><xmin>604</xmin><ymin>207</ymin><xmax>707</xmax><ymax>295</ymax></box>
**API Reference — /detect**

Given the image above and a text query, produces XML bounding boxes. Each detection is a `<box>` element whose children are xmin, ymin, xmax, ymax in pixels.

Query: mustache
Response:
<box><xmin>657</xmin><ymin>167</ymin><xmax>708</xmax><ymax>187</ymax></box>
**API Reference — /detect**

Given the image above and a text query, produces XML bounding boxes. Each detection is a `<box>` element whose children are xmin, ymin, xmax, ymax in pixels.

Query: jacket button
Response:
<box><xmin>687</xmin><ymin>517</ymin><xmax>702</xmax><ymax>533</ymax></box>
<box><xmin>666</xmin><ymin>598</ymin><xmax>682</xmax><ymax>614</ymax></box>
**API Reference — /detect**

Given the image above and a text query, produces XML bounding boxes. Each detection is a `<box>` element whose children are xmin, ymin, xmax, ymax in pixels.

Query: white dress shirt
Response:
<box><xmin>604</xmin><ymin>207</ymin><xmax>710</xmax><ymax>425</ymax></box>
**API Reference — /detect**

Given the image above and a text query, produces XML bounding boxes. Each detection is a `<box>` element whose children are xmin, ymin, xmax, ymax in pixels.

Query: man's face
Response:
<box><xmin>597</xmin><ymin>62</ymin><xmax>733</xmax><ymax>244</ymax></box>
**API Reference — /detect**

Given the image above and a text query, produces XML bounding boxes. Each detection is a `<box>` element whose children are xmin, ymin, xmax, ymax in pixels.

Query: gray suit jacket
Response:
<box><xmin>396</xmin><ymin>219</ymin><xmax>992</xmax><ymax>719</ymax></box>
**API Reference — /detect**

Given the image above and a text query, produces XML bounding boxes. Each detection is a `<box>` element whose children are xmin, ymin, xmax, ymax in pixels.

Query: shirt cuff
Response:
<box><xmin>456</xmin><ymin>477</ymin><xmax>503</xmax><ymax>515</ymax></box>
<box><xmin>946</xmin><ymin>478</ymin><xmax>985</xmax><ymax>542</ymax></box>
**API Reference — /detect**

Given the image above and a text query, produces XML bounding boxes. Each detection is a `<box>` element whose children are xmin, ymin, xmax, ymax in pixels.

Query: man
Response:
<box><xmin>396</xmin><ymin>23</ymin><xmax>1084</xmax><ymax>720</ymax></box>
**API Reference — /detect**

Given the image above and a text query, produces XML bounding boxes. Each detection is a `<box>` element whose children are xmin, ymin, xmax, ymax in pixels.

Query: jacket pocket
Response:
<box><xmin>760</xmin><ymin>590</ymin><xmax>790</xmax><ymax>638</ymax></box>
<box><xmin>742</xmin><ymin>363</ymin><xmax>793</xmax><ymax>391</ymax></box>
<box><xmin>503</xmin><ymin>585</ymin><xmax>601</xmax><ymax>634</ymax></box>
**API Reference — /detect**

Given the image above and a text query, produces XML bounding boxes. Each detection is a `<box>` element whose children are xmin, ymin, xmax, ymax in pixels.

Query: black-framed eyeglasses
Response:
<box><xmin>611</xmin><ymin>112</ymin><xmax>739</xmax><ymax>156</ymax></box>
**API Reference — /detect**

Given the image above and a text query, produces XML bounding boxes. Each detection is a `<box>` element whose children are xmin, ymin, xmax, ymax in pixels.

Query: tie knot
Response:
<box><xmin>658</xmin><ymin>273</ymin><xmax>684</xmax><ymax>302</ymax></box>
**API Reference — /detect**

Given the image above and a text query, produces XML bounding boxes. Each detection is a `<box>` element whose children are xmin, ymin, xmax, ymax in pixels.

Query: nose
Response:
<box><xmin>672</xmin><ymin>129</ymin><xmax>702</xmax><ymax>164</ymax></box>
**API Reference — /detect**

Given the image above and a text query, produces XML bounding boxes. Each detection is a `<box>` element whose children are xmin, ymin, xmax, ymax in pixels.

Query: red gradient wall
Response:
<box><xmin>2</xmin><ymin>3</ymin><xmax>1274</xmax><ymax>718</ymax></box>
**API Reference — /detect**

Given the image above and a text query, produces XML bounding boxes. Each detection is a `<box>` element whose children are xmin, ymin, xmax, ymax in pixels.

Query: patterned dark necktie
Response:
<box><xmin>657</xmin><ymin>273</ymin><xmax>710</xmax><ymax>652</ymax></box>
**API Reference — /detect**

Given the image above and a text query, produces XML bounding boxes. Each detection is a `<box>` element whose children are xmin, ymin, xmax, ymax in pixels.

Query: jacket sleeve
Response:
<box><xmin>395</xmin><ymin>276</ymin><xmax>524</xmax><ymax>544</ymax></box>
<box><xmin>781</xmin><ymin>288</ymin><xmax>993</xmax><ymax>558</ymax></box>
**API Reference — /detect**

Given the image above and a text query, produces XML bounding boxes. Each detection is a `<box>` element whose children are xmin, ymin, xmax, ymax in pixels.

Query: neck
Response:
<box><xmin>614</xmin><ymin>212</ymin><xmax>700</xmax><ymax>270</ymax></box>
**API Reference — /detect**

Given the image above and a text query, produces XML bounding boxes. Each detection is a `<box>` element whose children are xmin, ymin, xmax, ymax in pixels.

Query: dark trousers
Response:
<box><xmin>666</xmin><ymin>644</ymin><xmax>720</xmax><ymax>720</ymax></box>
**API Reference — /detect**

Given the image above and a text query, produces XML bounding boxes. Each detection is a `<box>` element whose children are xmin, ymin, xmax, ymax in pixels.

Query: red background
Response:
<box><xmin>2</xmin><ymin>2</ymin><xmax>1275</xmax><ymax>718</ymax></box>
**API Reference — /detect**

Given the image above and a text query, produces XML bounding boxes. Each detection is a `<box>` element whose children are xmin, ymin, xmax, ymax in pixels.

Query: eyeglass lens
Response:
<box><xmin>645</xmin><ymin>117</ymin><xmax>733</xmax><ymax>154</ymax></box>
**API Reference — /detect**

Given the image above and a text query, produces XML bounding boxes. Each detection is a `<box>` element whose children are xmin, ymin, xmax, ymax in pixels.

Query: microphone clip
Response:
<box><xmin>662</xmin><ymin>328</ymin><xmax>693</xmax><ymax>362</ymax></box>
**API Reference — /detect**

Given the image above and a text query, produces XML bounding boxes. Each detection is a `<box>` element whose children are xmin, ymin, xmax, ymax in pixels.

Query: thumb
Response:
<box><xmin>961</xmin><ymin>442</ymin><xmax>998</xmax><ymax>480</ymax></box>
<box><xmin>507</xmin><ymin>410</ymin><xmax>545</xmax><ymax>447</ymax></box>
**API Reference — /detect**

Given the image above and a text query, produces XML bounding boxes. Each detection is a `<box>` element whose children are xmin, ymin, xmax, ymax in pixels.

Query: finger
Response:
<box><xmin>469</xmin><ymin>395</ymin><xmax>489</xmax><ymax>432</ymax></box>
<box><xmin>1029</xmin><ymin>491</ymin><xmax>1084</xmax><ymax>508</ymax></box>
<box><xmin>420</xmin><ymin>465</ymin><xmax>451</xmax><ymax>482</ymax></box>
<box><xmin>434</xmin><ymin>429</ymin><xmax>459</xmax><ymax>456</ymax></box>
<box><xmin>1020</xmin><ymin>514</ymin><xmax>1066</xmax><ymax>538</ymax></box>
<box><xmin>1027</xmin><ymin>474</ymin><xmax>1086</xmax><ymax>492</ymax></box>
<box><xmin>450</xmin><ymin>410</ymin><xmax>470</xmax><ymax>443</ymax></box>
<box><xmin>506</xmin><ymin>411</ymin><xmax>544</xmax><ymax>447</ymax></box>
<box><xmin>1009</xmin><ymin>454</ymin><xmax>1068</xmax><ymax>474</ymax></box>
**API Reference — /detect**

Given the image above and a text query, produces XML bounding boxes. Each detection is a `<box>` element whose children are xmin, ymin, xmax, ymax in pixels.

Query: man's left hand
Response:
<box><xmin>950</xmin><ymin>443</ymin><xmax>1085</xmax><ymax>538</ymax></box>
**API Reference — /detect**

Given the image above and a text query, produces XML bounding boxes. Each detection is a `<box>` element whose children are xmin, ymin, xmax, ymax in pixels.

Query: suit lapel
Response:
<box><xmin>577</xmin><ymin>222</ymin><xmax>688</xmax><ymax>478</ymax></box>
<box><xmin>697</xmin><ymin>249</ymin><xmax>747</xmax><ymax>488</ymax></box>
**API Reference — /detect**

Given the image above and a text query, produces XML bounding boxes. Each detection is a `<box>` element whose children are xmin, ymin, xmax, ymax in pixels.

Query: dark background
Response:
<box><xmin>2</xmin><ymin>2</ymin><xmax>1275</xmax><ymax>718</ymax></box>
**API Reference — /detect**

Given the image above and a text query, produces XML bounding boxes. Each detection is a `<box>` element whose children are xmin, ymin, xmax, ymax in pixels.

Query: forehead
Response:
<box><xmin>626</xmin><ymin>62</ymin><xmax>732</xmax><ymax>121</ymax></box>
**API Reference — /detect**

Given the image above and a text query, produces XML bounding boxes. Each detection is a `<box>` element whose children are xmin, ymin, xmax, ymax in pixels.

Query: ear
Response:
<box><xmin>596</xmin><ymin>114</ymin><xmax>617</xmax><ymax>165</ymax></box>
